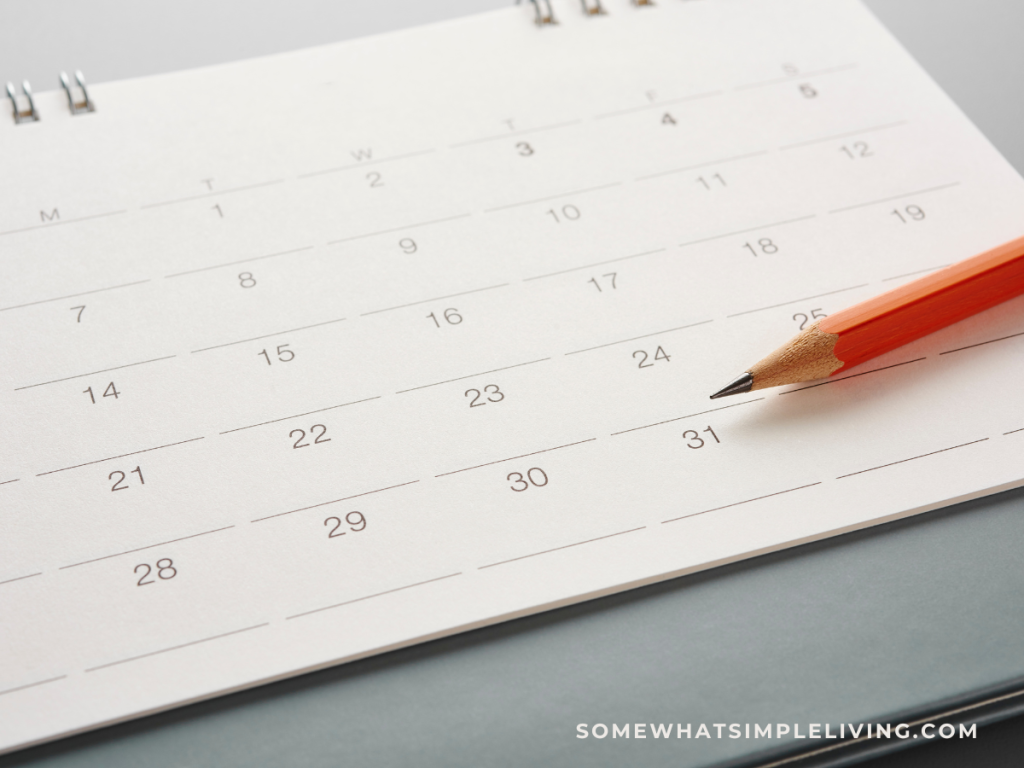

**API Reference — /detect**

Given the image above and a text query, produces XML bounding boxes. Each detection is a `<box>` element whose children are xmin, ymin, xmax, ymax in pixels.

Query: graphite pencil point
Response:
<box><xmin>710</xmin><ymin>372</ymin><xmax>754</xmax><ymax>400</ymax></box>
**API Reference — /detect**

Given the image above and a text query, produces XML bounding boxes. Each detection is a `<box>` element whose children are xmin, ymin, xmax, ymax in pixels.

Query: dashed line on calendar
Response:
<box><xmin>251</xmin><ymin>480</ymin><xmax>421</xmax><ymax>523</ymax></box>
<box><xmin>564</xmin><ymin>319</ymin><xmax>713</xmax><ymax>356</ymax></box>
<box><xmin>939</xmin><ymin>329</ymin><xmax>1024</xmax><ymax>356</ymax></box>
<box><xmin>779</xmin><ymin>120</ymin><xmax>909</xmax><ymax>151</ymax></box>
<box><xmin>478</xmin><ymin>527</ymin><xmax>646</xmax><ymax>570</ymax></box>
<box><xmin>139</xmin><ymin>179</ymin><xmax>285</xmax><ymax>210</ymax></box>
<box><xmin>13</xmin><ymin>355</ymin><xmax>178</xmax><ymax>391</ymax></box>
<box><xmin>59</xmin><ymin>526</ymin><xmax>236</xmax><ymax>571</ymax></box>
<box><xmin>635</xmin><ymin>150</ymin><xmax>771</xmax><ymax>182</ymax></box>
<box><xmin>733</xmin><ymin>63</ymin><xmax>858</xmax><ymax>91</ymax></box>
<box><xmin>679</xmin><ymin>214</ymin><xmax>817</xmax><ymax>249</ymax></box>
<box><xmin>0</xmin><ymin>676</ymin><xmax>67</xmax><ymax>698</ymax></box>
<box><xmin>396</xmin><ymin>358</ymin><xmax>552</xmax><ymax>394</ymax></box>
<box><xmin>85</xmin><ymin>623</ymin><xmax>270</xmax><ymax>672</ymax></box>
<box><xmin>435</xmin><ymin>438</ymin><xmax>597</xmax><ymax>478</ymax></box>
<box><xmin>190</xmin><ymin>317</ymin><xmax>346</xmax><ymax>354</ymax></box>
<box><xmin>219</xmin><ymin>396</ymin><xmax>382</xmax><ymax>435</ymax></box>
<box><xmin>836</xmin><ymin>439</ymin><xmax>990</xmax><ymax>480</ymax></box>
<box><xmin>165</xmin><ymin>246</ymin><xmax>317</xmax><ymax>278</ymax></box>
<box><xmin>483</xmin><ymin>182</ymin><xmax>622</xmax><ymax>213</ymax></box>
<box><xmin>297</xmin><ymin>148</ymin><xmax>437</xmax><ymax>179</ymax></box>
<box><xmin>36</xmin><ymin>437</ymin><xmax>206</xmax><ymax>477</ymax></box>
<box><xmin>662</xmin><ymin>482</ymin><xmax>823</xmax><ymax>524</ymax></box>
<box><xmin>0</xmin><ymin>278</ymin><xmax>151</xmax><ymax>313</ymax></box>
<box><xmin>286</xmin><ymin>572</ymin><xmax>463</xmax><ymax>621</ymax></box>
<box><xmin>0</xmin><ymin>572</ymin><xmax>42</xmax><ymax>587</ymax></box>
<box><xmin>828</xmin><ymin>182</ymin><xmax>960</xmax><ymax>215</ymax></box>
<box><xmin>450</xmin><ymin>119</ymin><xmax>584</xmax><ymax>148</ymax></box>
<box><xmin>594</xmin><ymin>89</ymin><xmax>724</xmax><ymax>120</ymax></box>
<box><xmin>327</xmin><ymin>212</ymin><xmax>472</xmax><ymax>245</ymax></box>
<box><xmin>523</xmin><ymin>248</ymin><xmax>667</xmax><ymax>282</ymax></box>
<box><xmin>779</xmin><ymin>358</ymin><xmax>927</xmax><ymax>395</ymax></box>
<box><xmin>360</xmin><ymin>283</ymin><xmax>509</xmax><ymax>317</ymax></box>
<box><xmin>726</xmin><ymin>283</ymin><xmax>869</xmax><ymax>319</ymax></box>
<box><xmin>882</xmin><ymin>264</ymin><xmax>950</xmax><ymax>282</ymax></box>
<box><xmin>610</xmin><ymin>398</ymin><xmax>766</xmax><ymax>437</ymax></box>
<box><xmin>0</xmin><ymin>210</ymin><xmax>128</xmax><ymax>238</ymax></box>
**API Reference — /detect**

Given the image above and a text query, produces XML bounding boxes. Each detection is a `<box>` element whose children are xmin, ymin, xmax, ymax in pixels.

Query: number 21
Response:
<box><xmin>110</xmin><ymin>466</ymin><xmax>144</xmax><ymax>491</ymax></box>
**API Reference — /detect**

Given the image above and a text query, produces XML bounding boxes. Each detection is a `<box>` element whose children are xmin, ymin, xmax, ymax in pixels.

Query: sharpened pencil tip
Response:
<box><xmin>710</xmin><ymin>372</ymin><xmax>754</xmax><ymax>400</ymax></box>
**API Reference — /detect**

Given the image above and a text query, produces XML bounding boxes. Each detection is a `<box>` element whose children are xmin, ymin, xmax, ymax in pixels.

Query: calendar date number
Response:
<box><xmin>291</xmin><ymin>425</ymin><xmax>331</xmax><ymax>449</ymax></box>
<box><xmin>259</xmin><ymin>344</ymin><xmax>295</xmax><ymax>365</ymax></box>
<box><xmin>508</xmin><ymin>467</ymin><xmax>548</xmax><ymax>492</ymax></box>
<box><xmin>325</xmin><ymin>511</ymin><xmax>367</xmax><ymax>538</ymax></box>
<box><xmin>110</xmin><ymin>466</ymin><xmax>144</xmax><ymax>491</ymax></box>
<box><xmin>84</xmin><ymin>382</ymin><xmax>119</xmax><ymax>403</ymax></box>
<box><xmin>634</xmin><ymin>346</ymin><xmax>670</xmax><ymax>369</ymax></box>
<box><xmin>466</xmin><ymin>385</ymin><xmax>504</xmax><ymax>407</ymax></box>
<box><xmin>683</xmin><ymin>426</ymin><xmax>720</xmax><ymax>449</ymax></box>
<box><xmin>135</xmin><ymin>558</ymin><xmax>177</xmax><ymax>586</ymax></box>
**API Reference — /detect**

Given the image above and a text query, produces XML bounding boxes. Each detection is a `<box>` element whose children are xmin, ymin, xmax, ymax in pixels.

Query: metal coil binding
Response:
<box><xmin>6</xmin><ymin>80</ymin><xmax>39</xmax><ymax>124</ymax></box>
<box><xmin>60</xmin><ymin>70</ymin><xmax>95</xmax><ymax>115</ymax></box>
<box><xmin>518</xmin><ymin>0</ymin><xmax>558</xmax><ymax>25</ymax></box>
<box><xmin>520</xmin><ymin>0</ymin><xmax>657</xmax><ymax>25</ymax></box>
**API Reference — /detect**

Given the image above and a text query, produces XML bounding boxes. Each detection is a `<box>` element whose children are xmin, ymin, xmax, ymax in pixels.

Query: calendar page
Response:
<box><xmin>2</xmin><ymin>0</ymin><xmax>1024</xmax><ymax>752</ymax></box>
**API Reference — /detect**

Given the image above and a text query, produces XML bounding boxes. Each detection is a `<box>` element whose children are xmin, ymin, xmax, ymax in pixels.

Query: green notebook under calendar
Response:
<box><xmin>3</xmin><ymin>0</ymin><xmax>1024</xmax><ymax>754</ymax></box>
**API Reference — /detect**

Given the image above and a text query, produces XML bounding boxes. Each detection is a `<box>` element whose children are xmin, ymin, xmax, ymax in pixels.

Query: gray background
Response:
<box><xmin>3</xmin><ymin>1</ymin><xmax>1024</xmax><ymax>766</ymax></box>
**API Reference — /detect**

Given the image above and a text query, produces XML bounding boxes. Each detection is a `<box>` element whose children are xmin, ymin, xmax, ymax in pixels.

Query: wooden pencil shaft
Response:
<box><xmin>749</xmin><ymin>323</ymin><xmax>841</xmax><ymax>390</ymax></box>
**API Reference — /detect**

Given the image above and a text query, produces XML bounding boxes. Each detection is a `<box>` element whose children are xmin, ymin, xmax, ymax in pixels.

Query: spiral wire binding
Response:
<box><xmin>60</xmin><ymin>70</ymin><xmax>95</xmax><ymax>114</ymax></box>
<box><xmin>518</xmin><ymin>0</ymin><xmax>658</xmax><ymax>25</ymax></box>
<box><xmin>517</xmin><ymin>0</ymin><xmax>558</xmax><ymax>25</ymax></box>
<box><xmin>6</xmin><ymin>80</ymin><xmax>39</xmax><ymax>124</ymax></box>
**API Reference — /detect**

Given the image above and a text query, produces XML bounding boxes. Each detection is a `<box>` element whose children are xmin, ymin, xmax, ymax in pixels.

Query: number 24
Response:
<box><xmin>634</xmin><ymin>346</ymin><xmax>670</xmax><ymax>368</ymax></box>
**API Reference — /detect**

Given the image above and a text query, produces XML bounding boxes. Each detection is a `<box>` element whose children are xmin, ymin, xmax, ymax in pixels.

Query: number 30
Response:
<box><xmin>508</xmin><ymin>468</ymin><xmax>548</xmax><ymax>492</ymax></box>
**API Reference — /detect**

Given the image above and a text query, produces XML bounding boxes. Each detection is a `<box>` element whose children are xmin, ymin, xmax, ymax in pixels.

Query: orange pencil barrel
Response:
<box><xmin>820</xmin><ymin>235</ymin><xmax>1024</xmax><ymax>373</ymax></box>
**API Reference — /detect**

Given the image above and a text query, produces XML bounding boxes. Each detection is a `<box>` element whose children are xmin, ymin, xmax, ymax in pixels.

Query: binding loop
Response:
<box><xmin>517</xmin><ymin>0</ymin><xmax>557</xmax><ymax>25</ymax></box>
<box><xmin>581</xmin><ymin>0</ymin><xmax>606</xmax><ymax>14</ymax></box>
<box><xmin>60</xmin><ymin>70</ymin><xmax>95</xmax><ymax>114</ymax></box>
<box><xmin>6</xmin><ymin>80</ymin><xmax>39</xmax><ymax>124</ymax></box>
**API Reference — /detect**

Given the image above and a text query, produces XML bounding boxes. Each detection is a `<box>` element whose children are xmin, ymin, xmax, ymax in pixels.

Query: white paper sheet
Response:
<box><xmin>2</xmin><ymin>0</ymin><xmax>1024</xmax><ymax>752</ymax></box>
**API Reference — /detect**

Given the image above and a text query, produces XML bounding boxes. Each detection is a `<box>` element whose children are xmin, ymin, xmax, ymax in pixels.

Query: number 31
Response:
<box><xmin>683</xmin><ymin>426</ymin><xmax>720</xmax><ymax>449</ymax></box>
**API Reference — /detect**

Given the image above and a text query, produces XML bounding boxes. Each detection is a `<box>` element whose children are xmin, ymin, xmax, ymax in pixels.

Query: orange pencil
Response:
<box><xmin>711</xmin><ymin>234</ymin><xmax>1024</xmax><ymax>398</ymax></box>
